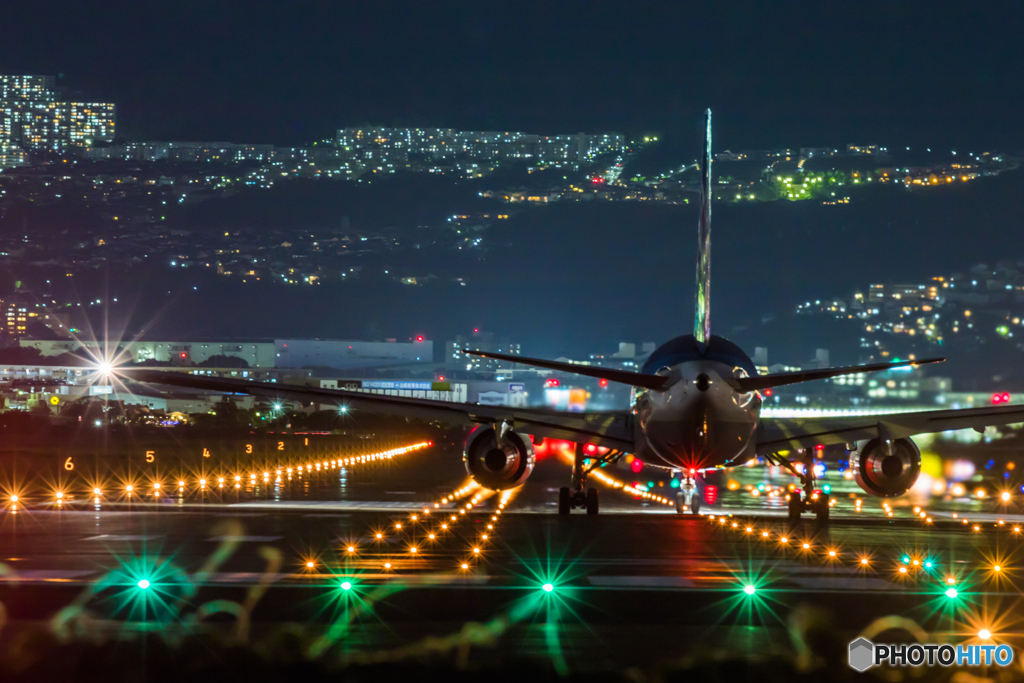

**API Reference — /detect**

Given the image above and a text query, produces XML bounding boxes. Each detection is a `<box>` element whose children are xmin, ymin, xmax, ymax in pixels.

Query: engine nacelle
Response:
<box><xmin>851</xmin><ymin>437</ymin><xmax>921</xmax><ymax>498</ymax></box>
<box><xmin>463</xmin><ymin>425</ymin><xmax>535</xmax><ymax>491</ymax></box>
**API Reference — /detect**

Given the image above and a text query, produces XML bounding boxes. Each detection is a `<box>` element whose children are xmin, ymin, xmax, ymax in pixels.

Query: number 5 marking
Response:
<box><xmin>146</xmin><ymin>451</ymin><xmax>155</xmax><ymax>463</ymax></box>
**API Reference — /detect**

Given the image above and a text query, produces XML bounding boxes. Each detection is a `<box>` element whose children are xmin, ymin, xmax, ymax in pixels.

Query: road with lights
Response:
<box><xmin>2</xmin><ymin>441</ymin><xmax>1024</xmax><ymax>667</ymax></box>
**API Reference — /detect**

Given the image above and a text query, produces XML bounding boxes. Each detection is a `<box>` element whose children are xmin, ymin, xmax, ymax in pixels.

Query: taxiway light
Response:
<box><xmin>461</xmin><ymin>563</ymin><xmax>469</xmax><ymax>570</ymax></box>
<box><xmin>780</xmin><ymin>537</ymin><xmax>788</xmax><ymax>543</ymax></box>
<box><xmin>347</xmin><ymin>546</ymin><xmax>355</xmax><ymax>553</ymax></box>
<box><xmin>828</xmin><ymin>550</ymin><xmax>836</xmax><ymax>557</ymax></box>
<box><xmin>126</xmin><ymin>485</ymin><xmax>133</xmax><ymax>492</ymax></box>
<box><xmin>761</xmin><ymin>531</ymin><xmax>769</xmax><ymax>538</ymax></box>
<box><xmin>947</xmin><ymin>577</ymin><xmax>956</xmax><ymax>585</ymax></box>
<box><xmin>802</xmin><ymin>543</ymin><xmax>810</xmax><ymax>550</ymax></box>
<box><xmin>395</xmin><ymin>523</ymin><xmax>402</xmax><ymax>529</ymax></box>
<box><xmin>473</xmin><ymin>547</ymin><xmax>480</xmax><ymax>554</ymax></box>
<box><xmin>376</xmin><ymin>533</ymin><xmax>383</xmax><ymax>539</ymax></box>
<box><xmin>1002</xmin><ymin>492</ymin><xmax>1011</xmax><ymax>502</ymax></box>
<box><xmin>428</xmin><ymin>534</ymin><xmax>435</xmax><ymax>540</ymax></box>
<box><xmin>93</xmin><ymin>488</ymin><xmax>101</xmax><ymax>495</ymax></box>
<box><xmin>9</xmin><ymin>495</ymin><xmax>17</xmax><ymax>503</ymax></box>
<box><xmin>542</xmin><ymin>583</ymin><xmax>554</xmax><ymax>593</ymax></box>
<box><xmin>899</xmin><ymin>567</ymin><xmax>907</xmax><ymax>574</ymax></box>
<box><xmin>153</xmin><ymin>483</ymin><xmax>160</xmax><ymax>490</ymax></box>
<box><xmin>306</xmin><ymin>561</ymin><xmax>314</xmax><ymax>568</ymax></box>
<box><xmin>137</xmin><ymin>579</ymin><xmax>151</xmax><ymax>590</ymax></box>
<box><xmin>945</xmin><ymin>588</ymin><xmax>959</xmax><ymax>599</ymax></box>
<box><xmin>994</xmin><ymin>565</ymin><xmax>1001</xmax><ymax>572</ymax></box>
<box><xmin>340</xmin><ymin>581</ymin><xmax>352</xmax><ymax>591</ymax></box>
<box><xmin>384</xmin><ymin>562</ymin><xmax>392</xmax><ymax>569</ymax></box>
<box><xmin>743</xmin><ymin>585</ymin><xmax>756</xmax><ymax>595</ymax></box>
<box><xmin>979</xmin><ymin>629</ymin><xmax>991</xmax><ymax>640</ymax></box>
<box><xmin>861</xmin><ymin>558</ymin><xmax>869</xmax><ymax>565</ymax></box>
<box><xmin>925</xmin><ymin>561</ymin><xmax>933</xmax><ymax>568</ymax></box>
<box><xmin>409</xmin><ymin>547</ymin><xmax>418</xmax><ymax>553</ymax></box>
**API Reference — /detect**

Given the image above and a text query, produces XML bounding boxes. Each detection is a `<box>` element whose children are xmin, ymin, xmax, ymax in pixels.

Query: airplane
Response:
<box><xmin>119</xmin><ymin>109</ymin><xmax>1024</xmax><ymax>520</ymax></box>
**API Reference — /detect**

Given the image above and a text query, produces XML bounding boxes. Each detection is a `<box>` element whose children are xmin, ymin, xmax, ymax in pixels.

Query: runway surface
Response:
<box><xmin>2</xmin><ymin>440</ymin><xmax>1023</xmax><ymax>671</ymax></box>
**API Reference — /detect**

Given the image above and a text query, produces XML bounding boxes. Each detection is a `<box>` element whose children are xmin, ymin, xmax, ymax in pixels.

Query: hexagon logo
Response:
<box><xmin>849</xmin><ymin>637</ymin><xmax>874</xmax><ymax>672</ymax></box>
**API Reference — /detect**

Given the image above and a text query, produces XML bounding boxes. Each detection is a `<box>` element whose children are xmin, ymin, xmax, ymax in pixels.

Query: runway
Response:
<box><xmin>1</xmin><ymin>440</ymin><xmax>1023</xmax><ymax>672</ymax></box>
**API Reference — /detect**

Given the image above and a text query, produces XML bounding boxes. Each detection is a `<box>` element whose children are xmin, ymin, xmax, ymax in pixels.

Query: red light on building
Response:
<box><xmin>584</xmin><ymin>443</ymin><xmax>597</xmax><ymax>455</ymax></box>
<box><xmin>993</xmin><ymin>393</ymin><xmax>1011</xmax><ymax>404</ymax></box>
<box><xmin>704</xmin><ymin>485</ymin><xmax>719</xmax><ymax>505</ymax></box>
<box><xmin>438</xmin><ymin>375</ymin><xmax>445</xmax><ymax>381</ymax></box>
<box><xmin>416</xmin><ymin>336</ymin><xmax>424</xmax><ymax>342</ymax></box>
<box><xmin>815</xmin><ymin>444</ymin><xmax>825</xmax><ymax>451</ymax></box>
<box><xmin>630</xmin><ymin>458</ymin><xmax>644</xmax><ymax>474</ymax></box>
<box><xmin>180</xmin><ymin>352</ymin><xmax>187</xmax><ymax>358</ymax></box>
<box><xmin>764</xmin><ymin>389</ymin><xmax>773</xmax><ymax>396</ymax></box>
<box><xmin>545</xmin><ymin>378</ymin><xmax>561</xmax><ymax>388</ymax></box>
<box><xmin>591</xmin><ymin>177</ymin><xmax>605</xmax><ymax>184</ymax></box>
<box><xmin>473</xmin><ymin>328</ymin><xmax>479</xmax><ymax>333</ymax></box>
<box><xmin>599</xmin><ymin>378</ymin><xmax>609</xmax><ymax>388</ymax></box>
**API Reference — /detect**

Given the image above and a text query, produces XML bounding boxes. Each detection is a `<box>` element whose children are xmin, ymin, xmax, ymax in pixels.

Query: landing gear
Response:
<box><xmin>674</xmin><ymin>474</ymin><xmax>701</xmax><ymax>514</ymax></box>
<box><xmin>558</xmin><ymin>487</ymin><xmax>571</xmax><ymax>515</ymax></box>
<box><xmin>558</xmin><ymin>442</ymin><xmax>600</xmax><ymax>514</ymax></box>
<box><xmin>776</xmin><ymin>448</ymin><xmax>830</xmax><ymax>522</ymax></box>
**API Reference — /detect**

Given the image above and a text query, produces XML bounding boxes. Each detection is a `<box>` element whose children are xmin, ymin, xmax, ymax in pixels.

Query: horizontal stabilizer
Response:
<box><xmin>734</xmin><ymin>357</ymin><xmax>945</xmax><ymax>393</ymax></box>
<box><xmin>463</xmin><ymin>349</ymin><xmax>670</xmax><ymax>391</ymax></box>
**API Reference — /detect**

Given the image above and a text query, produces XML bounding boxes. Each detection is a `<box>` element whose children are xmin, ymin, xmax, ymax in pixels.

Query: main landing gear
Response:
<box><xmin>558</xmin><ymin>442</ymin><xmax>600</xmax><ymax>515</ymax></box>
<box><xmin>772</xmin><ymin>449</ymin><xmax>830</xmax><ymax>522</ymax></box>
<box><xmin>675</xmin><ymin>473</ymin><xmax>701</xmax><ymax>514</ymax></box>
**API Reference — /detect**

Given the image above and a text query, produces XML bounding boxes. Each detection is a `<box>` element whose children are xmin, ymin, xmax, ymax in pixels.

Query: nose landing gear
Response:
<box><xmin>675</xmin><ymin>475</ymin><xmax>701</xmax><ymax>514</ymax></box>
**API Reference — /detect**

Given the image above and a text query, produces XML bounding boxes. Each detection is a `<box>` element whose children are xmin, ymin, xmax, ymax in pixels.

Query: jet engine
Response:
<box><xmin>463</xmin><ymin>425</ymin><xmax>535</xmax><ymax>491</ymax></box>
<box><xmin>851</xmin><ymin>437</ymin><xmax>921</xmax><ymax>498</ymax></box>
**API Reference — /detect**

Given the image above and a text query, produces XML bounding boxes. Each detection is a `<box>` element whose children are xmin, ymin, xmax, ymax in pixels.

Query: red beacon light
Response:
<box><xmin>993</xmin><ymin>392</ymin><xmax>1011</xmax><ymax>404</ymax></box>
<box><xmin>599</xmin><ymin>378</ymin><xmax>609</xmax><ymax>388</ymax></box>
<box><xmin>416</xmin><ymin>336</ymin><xmax>424</xmax><ymax>342</ymax></box>
<box><xmin>545</xmin><ymin>378</ymin><xmax>561</xmax><ymax>388</ymax></box>
<box><xmin>764</xmin><ymin>389</ymin><xmax>773</xmax><ymax>397</ymax></box>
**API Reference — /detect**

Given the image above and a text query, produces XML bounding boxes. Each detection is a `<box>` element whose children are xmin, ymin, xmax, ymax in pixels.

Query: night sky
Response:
<box><xmin>4</xmin><ymin>1</ymin><xmax>1023</xmax><ymax>150</ymax></box>
<box><xmin>5</xmin><ymin>2</ymin><xmax>1024</xmax><ymax>367</ymax></box>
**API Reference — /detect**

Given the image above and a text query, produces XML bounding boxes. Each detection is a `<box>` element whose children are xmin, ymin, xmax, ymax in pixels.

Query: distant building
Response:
<box><xmin>275</xmin><ymin>339</ymin><xmax>433</xmax><ymax>370</ymax></box>
<box><xmin>21</xmin><ymin>340</ymin><xmax>276</xmax><ymax>367</ymax></box>
<box><xmin>336</xmin><ymin>127</ymin><xmax>623</xmax><ymax>166</ymax></box>
<box><xmin>446</xmin><ymin>330</ymin><xmax>521</xmax><ymax>373</ymax></box>
<box><xmin>0</xmin><ymin>75</ymin><xmax>115</xmax><ymax>157</ymax></box>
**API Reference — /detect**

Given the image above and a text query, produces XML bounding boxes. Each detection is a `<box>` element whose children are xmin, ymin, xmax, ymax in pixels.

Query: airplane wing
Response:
<box><xmin>734</xmin><ymin>358</ymin><xmax>945</xmax><ymax>393</ymax></box>
<box><xmin>757</xmin><ymin>403</ymin><xmax>1024</xmax><ymax>453</ymax></box>
<box><xmin>118</xmin><ymin>370</ymin><xmax>634</xmax><ymax>450</ymax></box>
<box><xmin>463</xmin><ymin>349</ymin><xmax>669</xmax><ymax>391</ymax></box>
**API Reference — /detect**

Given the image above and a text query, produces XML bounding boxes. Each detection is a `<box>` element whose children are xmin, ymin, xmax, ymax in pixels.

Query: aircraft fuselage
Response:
<box><xmin>635</xmin><ymin>358</ymin><xmax>761</xmax><ymax>471</ymax></box>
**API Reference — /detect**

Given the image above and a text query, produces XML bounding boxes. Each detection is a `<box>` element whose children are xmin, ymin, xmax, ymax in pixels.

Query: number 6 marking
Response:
<box><xmin>64</xmin><ymin>457</ymin><xmax>74</xmax><ymax>471</ymax></box>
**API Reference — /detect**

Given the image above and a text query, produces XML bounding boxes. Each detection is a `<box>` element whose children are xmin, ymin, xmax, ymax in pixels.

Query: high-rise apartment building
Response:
<box><xmin>0</xmin><ymin>75</ymin><xmax>115</xmax><ymax>161</ymax></box>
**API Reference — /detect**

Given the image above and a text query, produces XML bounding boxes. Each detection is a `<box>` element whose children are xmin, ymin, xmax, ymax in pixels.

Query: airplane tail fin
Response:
<box><xmin>694</xmin><ymin>108</ymin><xmax>712</xmax><ymax>345</ymax></box>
